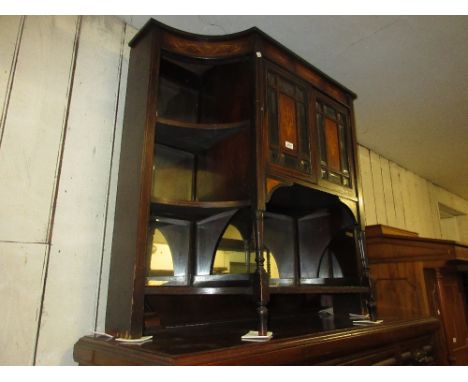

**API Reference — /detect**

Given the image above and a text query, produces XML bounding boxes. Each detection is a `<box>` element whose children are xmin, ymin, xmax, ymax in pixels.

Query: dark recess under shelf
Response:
<box><xmin>150</xmin><ymin>198</ymin><xmax>251</xmax><ymax>220</ymax></box>
<box><xmin>156</xmin><ymin>117</ymin><xmax>250</xmax><ymax>152</ymax></box>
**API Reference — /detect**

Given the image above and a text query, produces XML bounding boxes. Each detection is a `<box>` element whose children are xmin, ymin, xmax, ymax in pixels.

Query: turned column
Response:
<box><xmin>253</xmin><ymin>209</ymin><xmax>269</xmax><ymax>335</ymax></box>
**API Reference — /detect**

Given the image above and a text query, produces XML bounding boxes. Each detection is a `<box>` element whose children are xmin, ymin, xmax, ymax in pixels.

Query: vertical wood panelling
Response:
<box><xmin>0</xmin><ymin>16</ymin><xmax>78</xmax><ymax>243</ymax></box>
<box><xmin>357</xmin><ymin>145</ymin><xmax>467</xmax><ymax>241</ymax></box>
<box><xmin>408</xmin><ymin>174</ymin><xmax>422</xmax><ymax>235</ymax></box>
<box><xmin>414</xmin><ymin>177</ymin><xmax>428</xmax><ymax>236</ymax></box>
<box><xmin>400</xmin><ymin>168</ymin><xmax>417</xmax><ymax>233</ymax></box>
<box><xmin>358</xmin><ymin>145</ymin><xmax>377</xmax><ymax>226</ymax></box>
<box><xmin>389</xmin><ymin>162</ymin><xmax>406</xmax><ymax>229</ymax></box>
<box><xmin>0</xmin><ymin>243</ymin><xmax>48</xmax><ymax>365</ymax></box>
<box><xmin>380</xmin><ymin>157</ymin><xmax>397</xmax><ymax>228</ymax></box>
<box><xmin>369</xmin><ymin>150</ymin><xmax>388</xmax><ymax>225</ymax></box>
<box><xmin>0</xmin><ymin>16</ymin><xmax>23</xmax><ymax>146</ymax></box>
<box><xmin>95</xmin><ymin>24</ymin><xmax>137</xmax><ymax>333</ymax></box>
<box><xmin>428</xmin><ymin>185</ymin><xmax>442</xmax><ymax>239</ymax></box>
<box><xmin>420</xmin><ymin>178</ymin><xmax>436</xmax><ymax>238</ymax></box>
<box><xmin>35</xmin><ymin>16</ymin><xmax>125</xmax><ymax>365</ymax></box>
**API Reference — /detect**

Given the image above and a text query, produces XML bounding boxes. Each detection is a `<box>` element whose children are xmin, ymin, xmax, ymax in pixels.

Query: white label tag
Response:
<box><xmin>285</xmin><ymin>141</ymin><xmax>294</xmax><ymax>150</ymax></box>
<box><xmin>256</xmin><ymin>51</ymin><xmax>262</xmax><ymax>58</ymax></box>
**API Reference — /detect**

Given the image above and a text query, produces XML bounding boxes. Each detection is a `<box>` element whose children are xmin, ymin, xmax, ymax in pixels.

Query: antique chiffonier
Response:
<box><xmin>73</xmin><ymin>19</ymin><xmax>440</xmax><ymax>365</ymax></box>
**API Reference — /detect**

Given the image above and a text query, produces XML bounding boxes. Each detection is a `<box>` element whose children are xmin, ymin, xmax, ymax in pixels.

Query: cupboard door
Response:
<box><xmin>265</xmin><ymin>65</ymin><xmax>312</xmax><ymax>178</ymax></box>
<box><xmin>315</xmin><ymin>96</ymin><xmax>353</xmax><ymax>190</ymax></box>
<box><xmin>436</xmin><ymin>271</ymin><xmax>468</xmax><ymax>365</ymax></box>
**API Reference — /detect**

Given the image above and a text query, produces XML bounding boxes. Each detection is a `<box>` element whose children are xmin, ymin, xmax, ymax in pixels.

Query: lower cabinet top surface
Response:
<box><xmin>74</xmin><ymin>317</ymin><xmax>439</xmax><ymax>365</ymax></box>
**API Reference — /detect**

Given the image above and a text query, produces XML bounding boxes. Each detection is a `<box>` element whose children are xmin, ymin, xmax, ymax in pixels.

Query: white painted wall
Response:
<box><xmin>0</xmin><ymin>15</ymin><xmax>466</xmax><ymax>365</ymax></box>
<box><xmin>358</xmin><ymin>145</ymin><xmax>468</xmax><ymax>243</ymax></box>
<box><xmin>0</xmin><ymin>15</ymin><xmax>135</xmax><ymax>365</ymax></box>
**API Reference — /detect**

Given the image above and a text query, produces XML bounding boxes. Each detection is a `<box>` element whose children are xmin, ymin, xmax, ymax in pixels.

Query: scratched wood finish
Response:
<box><xmin>0</xmin><ymin>16</ymin><xmax>78</xmax><ymax>243</ymax></box>
<box><xmin>35</xmin><ymin>16</ymin><xmax>126</xmax><ymax>365</ymax></box>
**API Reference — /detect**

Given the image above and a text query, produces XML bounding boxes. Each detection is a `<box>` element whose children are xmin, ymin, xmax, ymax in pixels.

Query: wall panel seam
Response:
<box><xmin>357</xmin><ymin>146</ymin><xmax>367</xmax><ymax>226</ymax></box>
<box><xmin>0</xmin><ymin>239</ymin><xmax>48</xmax><ymax>245</ymax></box>
<box><xmin>396</xmin><ymin>169</ymin><xmax>407</xmax><ymax>227</ymax></box>
<box><xmin>388</xmin><ymin>162</ymin><xmax>398</xmax><ymax>225</ymax></box>
<box><xmin>44</xmin><ymin>16</ymin><xmax>83</xmax><ymax>245</ymax></box>
<box><xmin>378</xmin><ymin>155</ymin><xmax>388</xmax><ymax>223</ymax></box>
<box><xmin>32</xmin><ymin>16</ymin><xmax>82</xmax><ymax>366</ymax></box>
<box><xmin>93</xmin><ymin>20</ymin><xmax>127</xmax><ymax>333</ymax></box>
<box><xmin>0</xmin><ymin>15</ymin><xmax>25</xmax><ymax>152</ymax></box>
<box><xmin>368</xmin><ymin>151</ymin><xmax>381</xmax><ymax>223</ymax></box>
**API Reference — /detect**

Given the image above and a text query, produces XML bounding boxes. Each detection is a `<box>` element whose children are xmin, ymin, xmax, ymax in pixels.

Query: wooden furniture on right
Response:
<box><xmin>366</xmin><ymin>224</ymin><xmax>468</xmax><ymax>365</ymax></box>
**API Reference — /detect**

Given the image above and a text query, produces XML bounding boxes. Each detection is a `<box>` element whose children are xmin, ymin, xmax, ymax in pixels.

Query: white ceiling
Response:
<box><xmin>120</xmin><ymin>16</ymin><xmax>468</xmax><ymax>199</ymax></box>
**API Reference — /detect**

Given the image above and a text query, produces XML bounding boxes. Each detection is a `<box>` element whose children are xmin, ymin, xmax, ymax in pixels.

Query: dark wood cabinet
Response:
<box><xmin>366</xmin><ymin>224</ymin><xmax>468</xmax><ymax>365</ymax></box>
<box><xmin>73</xmin><ymin>20</ymin><xmax>443</xmax><ymax>365</ymax></box>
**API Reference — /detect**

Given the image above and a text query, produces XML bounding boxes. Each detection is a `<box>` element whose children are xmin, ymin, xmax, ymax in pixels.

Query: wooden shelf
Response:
<box><xmin>156</xmin><ymin>117</ymin><xmax>250</xmax><ymax>152</ymax></box>
<box><xmin>270</xmin><ymin>285</ymin><xmax>370</xmax><ymax>294</ymax></box>
<box><xmin>150</xmin><ymin>198</ymin><xmax>250</xmax><ymax>220</ymax></box>
<box><xmin>145</xmin><ymin>286</ymin><xmax>252</xmax><ymax>295</ymax></box>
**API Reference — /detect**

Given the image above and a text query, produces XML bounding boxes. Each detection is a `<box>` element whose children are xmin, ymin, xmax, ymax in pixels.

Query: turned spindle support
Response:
<box><xmin>253</xmin><ymin>209</ymin><xmax>269</xmax><ymax>336</ymax></box>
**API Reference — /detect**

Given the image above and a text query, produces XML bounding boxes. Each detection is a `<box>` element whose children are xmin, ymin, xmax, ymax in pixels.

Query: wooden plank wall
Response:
<box><xmin>0</xmin><ymin>16</ymin><xmax>135</xmax><ymax>365</ymax></box>
<box><xmin>358</xmin><ymin>145</ymin><xmax>468</xmax><ymax>241</ymax></box>
<box><xmin>0</xmin><ymin>15</ymin><xmax>467</xmax><ymax>365</ymax></box>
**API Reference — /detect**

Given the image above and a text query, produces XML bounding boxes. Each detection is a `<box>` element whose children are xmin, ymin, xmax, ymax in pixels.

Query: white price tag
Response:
<box><xmin>285</xmin><ymin>141</ymin><xmax>294</xmax><ymax>150</ymax></box>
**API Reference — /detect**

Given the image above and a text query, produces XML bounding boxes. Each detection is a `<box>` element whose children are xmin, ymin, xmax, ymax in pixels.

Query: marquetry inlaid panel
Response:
<box><xmin>266</xmin><ymin>66</ymin><xmax>311</xmax><ymax>176</ymax></box>
<box><xmin>316</xmin><ymin>99</ymin><xmax>351</xmax><ymax>188</ymax></box>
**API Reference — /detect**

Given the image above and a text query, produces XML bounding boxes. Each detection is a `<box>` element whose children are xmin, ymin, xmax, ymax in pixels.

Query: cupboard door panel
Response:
<box><xmin>315</xmin><ymin>96</ymin><xmax>353</xmax><ymax>191</ymax></box>
<box><xmin>324</xmin><ymin>117</ymin><xmax>341</xmax><ymax>172</ymax></box>
<box><xmin>278</xmin><ymin>93</ymin><xmax>298</xmax><ymax>154</ymax></box>
<box><xmin>266</xmin><ymin>64</ymin><xmax>312</xmax><ymax>179</ymax></box>
<box><xmin>436</xmin><ymin>272</ymin><xmax>468</xmax><ymax>365</ymax></box>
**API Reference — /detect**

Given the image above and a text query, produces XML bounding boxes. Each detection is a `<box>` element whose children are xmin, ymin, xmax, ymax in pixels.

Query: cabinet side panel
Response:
<box><xmin>106</xmin><ymin>32</ymin><xmax>154</xmax><ymax>334</ymax></box>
